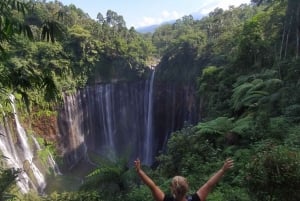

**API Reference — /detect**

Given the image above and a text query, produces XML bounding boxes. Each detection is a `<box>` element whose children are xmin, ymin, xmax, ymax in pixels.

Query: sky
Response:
<box><xmin>57</xmin><ymin>0</ymin><xmax>251</xmax><ymax>28</ymax></box>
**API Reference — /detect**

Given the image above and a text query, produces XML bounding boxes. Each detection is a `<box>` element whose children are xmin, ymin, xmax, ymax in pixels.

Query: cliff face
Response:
<box><xmin>152</xmin><ymin>81</ymin><xmax>200</xmax><ymax>152</ymax></box>
<box><xmin>57</xmin><ymin>77</ymin><xmax>156</xmax><ymax>168</ymax></box>
<box><xmin>27</xmin><ymin>73</ymin><xmax>200</xmax><ymax>169</ymax></box>
<box><xmin>30</xmin><ymin>113</ymin><xmax>59</xmax><ymax>143</ymax></box>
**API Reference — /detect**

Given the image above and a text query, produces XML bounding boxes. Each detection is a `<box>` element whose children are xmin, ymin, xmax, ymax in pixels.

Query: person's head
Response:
<box><xmin>171</xmin><ymin>176</ymin><xmax>189</xmax><ymax>200</ymax></box>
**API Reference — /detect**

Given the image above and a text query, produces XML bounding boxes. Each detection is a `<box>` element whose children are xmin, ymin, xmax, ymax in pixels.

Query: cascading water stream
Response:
<box><xmin>8</xmin><ymin>94</ymin><xmax>46</xmax><ymax>192</ymax></box>
<box><xmin>0</xmin><ymin>127</ymin><xmax>30</xmax><ymax>193</ymax></box>
<box><xmin>143</xmin><ymin>70</ymin><xmax>155</xmax><ymax>165</ymax></box>
<box><xmin>0</xmin><ymin>103</ymin><xmax>30</xmax><ymax>193</ymax></box>
<box><xmin>60</xmin><ymin>70</ymin><xmax>157</xmax><ymax>167</ymax></box>
<box><xmin>32</xmin><ymin>134</ymin><xmax>62</xmax><ymax>176</ymax></box>
<box><xmin>9</xmin><ymin>95</ymin><xmax>33</xmax><ymax>161</ymax></box>
<box><xmin>32</xmin><ymin>135</ymin><xmax>42</xmax><ymax>150</ymax></box>
<box><xmin>0</xmin><ymin>94</ymin><xmax>58</xmax><ymax>193</ymax></box>
<box><xmin>103</xmin><ymin>84</ymin><xmax>115</xmax><ymax>150</ymax></box>
<box><xmin>48</xmin><ymin>152</ymin><xmax>62</xmax><ymax>175</ymax></box>
<box><xmin>62</xmin><ymin>94</ymin><xmax>87</xmax><ymax>167</ymax></box>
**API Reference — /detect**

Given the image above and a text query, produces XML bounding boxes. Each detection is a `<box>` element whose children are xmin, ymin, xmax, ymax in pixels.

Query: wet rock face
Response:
<box><xmin>52</xmin><ymin>77</ymin><xmax>201</xmax><ymax>167</ymax></box>
<box><xmin>30</xmin><ymin>114</ymin><xmax>59</xmax><ymax>142</ymax></box>
<box><xmin>31</xmin><ymin>77</ymin><xmax>200</xmax><ymax>168</ymax></box>
<box><xmin>57</xmin><ymin>79</ymin><xmax>157</xmax><ymax>167</ymax></box>
<box><xmin>152</xmin><ymin>81</ymin><xmax>200</xmax><ymax>151</ymax></box>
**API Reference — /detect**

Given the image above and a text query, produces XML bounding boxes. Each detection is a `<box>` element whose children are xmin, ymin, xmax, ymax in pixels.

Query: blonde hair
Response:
<box><xmin>171</xmin><ymin>176</ymin><xmax>189</xmax><ymax>200</ymax></box>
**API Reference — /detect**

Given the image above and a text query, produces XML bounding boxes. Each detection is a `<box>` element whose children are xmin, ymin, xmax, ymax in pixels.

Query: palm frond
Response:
<box><xmin>41</xmin><ymin>20</ymin><xmax>65</xmax><ymax>43</ymax></box>
<box><xmin>42</xmin><ymin>74</ymin><xmax>59</xmax><ymax>101</ymax></box>
<box><xmin>16</xmin><ymin>89</ymin><xmax>30</xmax><ymax>113</ymax></box>
<box><xmin>0</xmin><ymin>0</ymin><xmax>32</xmax><ymax>50</ymax></box>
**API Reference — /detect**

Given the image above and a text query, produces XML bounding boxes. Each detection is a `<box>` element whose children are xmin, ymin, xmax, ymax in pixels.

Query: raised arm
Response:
<box><xmin>197</xmin><ymin>158</ymin><xmax>234</xmax><ymax>201</ymax></box>
<box><xmin>134</xmin><ymin>158</ymin><xmax>165</xmax><ymax>201</ymax></box>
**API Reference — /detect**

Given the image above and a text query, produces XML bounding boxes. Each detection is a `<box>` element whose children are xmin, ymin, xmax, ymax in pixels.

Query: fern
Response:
<box><xmin>264</xmin><ymin>78</ymin><xmax>282</xmax><ymax>91</ymax></box>
<box><xmin>231</xmin><ymin>78</ymin><xmax>283</xmax><ymax>113</ymax></box>
<box><xmin>241</xmin><ymin>90</ymin><xmax>269</xmax><ymax>107</ymax></box>
<box><xmin>231</xmin><ymin>82</ymin><xmax>254</xmax><ymax>112</ymax></box>
<box><xmin>195</xmin><ymin>117</ymin><xmax>233</xmax><ymax>135</ymax></box>
<box><xmin>231</xmin><ymin>115</ymin><xmax>254</xmax><ymax>136</ymax></box>
<box><xmin>80</xmin><ymin>158</ymin><xmax>129</xmax><ymax>193</ymax></box>
<box><xmin>86</xmin><ymin>166</ymin><xmax>121</xmax><ymax>183</ymax></box>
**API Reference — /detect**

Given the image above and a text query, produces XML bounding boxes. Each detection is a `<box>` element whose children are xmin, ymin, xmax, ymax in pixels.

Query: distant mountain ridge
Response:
<box><xmin>136</xmin><ymin>24</ymin><xmax>162</xmax><ymax>33</ymax></box>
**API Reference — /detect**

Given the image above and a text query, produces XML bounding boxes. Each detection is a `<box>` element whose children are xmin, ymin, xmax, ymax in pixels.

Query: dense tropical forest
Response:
<box><xmin>0</xmin><ymin>0</ymin><xmax>300</xmax><ymax>200</ymax></box>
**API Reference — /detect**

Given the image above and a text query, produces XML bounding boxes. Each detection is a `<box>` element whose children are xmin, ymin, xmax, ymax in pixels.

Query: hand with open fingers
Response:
<box><xmin>134</xmin><ymin>158</ymin><xmax>141</xmax><ymax>172</ymax></box>
<box><xmin>222</xmin><ymin>158</ymin><xmax>234</xmax><ymax>172</ymax></box>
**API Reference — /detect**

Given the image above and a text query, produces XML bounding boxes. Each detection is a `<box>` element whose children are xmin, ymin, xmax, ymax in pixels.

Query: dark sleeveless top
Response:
<box><xmin>163</xmin><ymin>193</ymin><xmax>201</xmax><ymax>201</ymax></box>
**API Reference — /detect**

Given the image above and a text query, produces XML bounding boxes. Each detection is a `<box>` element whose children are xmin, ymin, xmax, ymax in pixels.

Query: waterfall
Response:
<box><xmin>143</xmin><ymin>70</ymin><xmax>155</xmax><ymax>165</ymax></box>
<box><xmin>0</xmin><ymin>127</ymin><xmax>30</xmax><ymax>193</ymax></box>
<box><xmin>8</xmin><ymin>95</ymin><xmax>46</xmax><ymax>192</ymax></box>
<box><xmin>9</xmin><ymin>95</ymin><xmax>33</xmax><ymax>161</ymax></box>
<box><xmin>102</xmin><ymin>84</ymin><xmax>115</xmax><ymax>150</ymax></box>
<box><xmin>59</xmin><ymin>71</ymin><xmax>156</xmax><ymax>167</ymax></box>
<box><xmin>32</xmin><ymin>135</ymin><xmax>42</xmax><ymax>150</ymax></box>
<box><xmin>60</xmin><ymin>93</ymin><xmax>87</xmax><ymax>167</ymax></box>
<box><xmin>48</xmin><ymin>152</ymin><xmax>62</xmax><ymax>175</ymax></box>
<box><xmin>0</xmin><ymin>94</ymin><xmax>62</xmax><ymax>193</ymax></box>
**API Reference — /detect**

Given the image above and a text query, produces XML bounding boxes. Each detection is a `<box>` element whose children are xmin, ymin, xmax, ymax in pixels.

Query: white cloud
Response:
<box><xmin>137</xmin><ymin>10</ymin><xmax>183</xmax><ymax>28</ymax></box>
<box><xmin>199</xmin><ymin>0</ymin><xmax>250</xmax><ymax>14</ymax></box>
<box><xmin>162</xmin><ymin>10</ymin><xmax>171</xmax><ymax>18</ymax></box>
<box><xmin>140</xmin><ymin>17</ymin><xmax>156</xmax><ymax>26</ymax></box>
<box><xmin>134</xmin><ymin>0</ymin><xmax>250</xmax><ymax>28</ymax></box>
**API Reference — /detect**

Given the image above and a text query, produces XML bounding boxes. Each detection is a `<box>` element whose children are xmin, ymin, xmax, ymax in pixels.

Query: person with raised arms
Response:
<box><xmin>134</xmin><ymin>158</ymin><xmax>234</xmax><ymax>201</ymax></box>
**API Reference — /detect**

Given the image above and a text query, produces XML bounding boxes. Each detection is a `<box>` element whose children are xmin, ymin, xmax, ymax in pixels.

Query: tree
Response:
<box><xmin>0</xmin><ymin>0</ymin><xmax>64</xmax><ymax>50</ymax></box>
<box><xmin>0</xmin><ymin>0</ymin><xmax>32</xmax><ymax>52</ymax></box>
<box><xmin>236</xmin><ymin>15</ymin><xmax>269</xmax><ymax>70</ymax></box>
<box><xmin>252</xmin><ymin>0</ymin><xmax>300</xmax><ymax>59</ymax></box>
<box><xmin>231</xmin><ymin>75</ymin><xmax>283</xmax><ymax>116</ymax></box>
<box><xmin>96</xmin><ymin>12</ymin><xmax>105</xmax><ymax>24</ymax></box>
<box><xmin>105</xmin><ymin>9</ymin><xmax>126</xmax><ymax>37</ymax></box>
<box><xmin>0</xmin><ymin>168</ymin><xmax>19</xmax><ymax>201</ymax></box>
